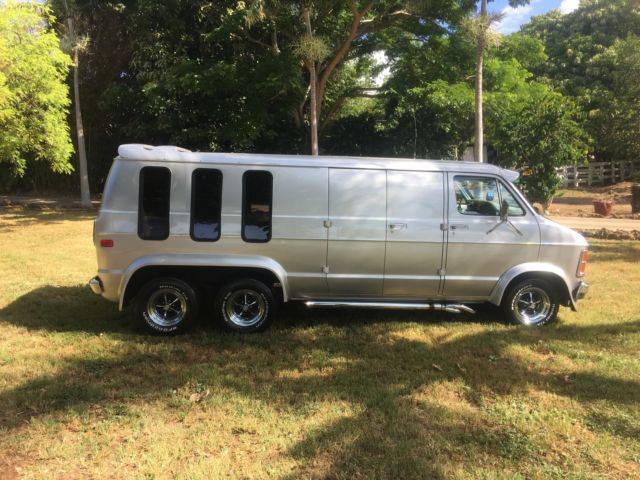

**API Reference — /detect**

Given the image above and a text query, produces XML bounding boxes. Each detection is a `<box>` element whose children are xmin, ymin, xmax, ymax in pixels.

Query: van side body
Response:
<box><xmin>90</xmin><ymin>145</ymin><xmax>588</xmax><ymax>332</ymax></box>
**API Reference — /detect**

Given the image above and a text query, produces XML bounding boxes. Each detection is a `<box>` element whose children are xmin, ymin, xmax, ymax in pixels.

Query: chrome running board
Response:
<box><xmin>304</xmin><ymin>301</ymin><xmax>475</xmax><ymax>315</ymax></box>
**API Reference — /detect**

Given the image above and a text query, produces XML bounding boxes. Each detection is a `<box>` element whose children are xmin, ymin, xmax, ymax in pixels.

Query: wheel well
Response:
<box><xmin>504</xmin><ymin>272</ymin><xmax>571</xmax><ymax>307</ymax></box>
<box><xmin>122</xmin><ymin>266</ymin><xmax>282</xmax><ymax>308</ymax></box>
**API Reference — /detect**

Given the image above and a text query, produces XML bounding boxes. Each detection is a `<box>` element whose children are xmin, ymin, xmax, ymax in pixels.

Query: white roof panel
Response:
<box><xmin>117</xmin><ymin>144</ymin><xmax>519</xmax><ymax>181</ymax></box>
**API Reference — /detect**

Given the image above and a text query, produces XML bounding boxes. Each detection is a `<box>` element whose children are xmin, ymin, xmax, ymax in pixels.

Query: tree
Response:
<box><xmin>296</xmin><ymin>5</ymin><xmax>330</xmax><ymax>155</ymax></box>
<box><xmin>588</xmin><ymin>35</ymin><xmax>640</xmax><ymax>163</ymax></box>
<box><xmin>240</xmin><ymin>0</ymin><xmax>475</xmax><ymax>154</ymax></box>
<box><xmin>0</xmin><ymin>1</ymin><xmax>73</xmax><ymax>184</ymax></box>
<box><xmin>523</xmin><ymin>0</ymin><xmax>640</xmax><ymax>162</ymax></box>
<box><xmin>463</xmin><ymin>0</ymin><xmax>531</xmax><ymax>163</ymax></box>
<box><xmin>382</xmin><ymin>25</ymin><xmax>586</xmax><ymax>205</ymax></box>
<box><xmin>60</xmin><ymin>0</ymin><xmax>91</xmax><ymax>206</ymax></box>
<box><xmin>486</xmin><ymin>79</ymin><xmax>588</xmax><ymax>209</ymax></box>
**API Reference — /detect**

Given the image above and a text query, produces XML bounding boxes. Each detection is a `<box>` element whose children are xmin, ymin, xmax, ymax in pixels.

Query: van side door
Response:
<box><xmin>383</xmin><ymin>170</ymin><xmax>445</xmax><ymax>298</ymax></box>
<box><xmin>327</xmin><ymin>168</ymin><xmax>386</xmax><ymax>296</ymax></box>
<box><xmin>443</xmin><ymin>174</ymin><xmax>540</xmax><ymax>299</ymax></box>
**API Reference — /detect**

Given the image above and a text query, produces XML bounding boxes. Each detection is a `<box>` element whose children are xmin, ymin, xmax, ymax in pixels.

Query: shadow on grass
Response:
<box><xmin>590</xmin><ymin>241</ymin><xmax>640</xmax><ymax>264</ymax></box>
<box><xmin>0</xmin><ymin>208</ymin><xmax>95</xmax><ymax>232</ymax></box>
<box><xmin>0</xmin><ymin>286</ymin><xmax>127</xmax><ymax>334</ymax></box>
<box><xmin>1</xmin><ymin>285</ymin><xmax>639</xmax><ymax>477</ymax></box>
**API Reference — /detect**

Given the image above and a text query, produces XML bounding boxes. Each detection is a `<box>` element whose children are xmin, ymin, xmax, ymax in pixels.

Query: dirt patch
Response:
<box><xmin>550</xmin><ymin>182</ymin><xmax>638</xmax><ymax>218</ymax></box>
<box><xmin>0</xmin><ymin>455</ymin><xmax>24</xmax><ymax>480</ymax></box>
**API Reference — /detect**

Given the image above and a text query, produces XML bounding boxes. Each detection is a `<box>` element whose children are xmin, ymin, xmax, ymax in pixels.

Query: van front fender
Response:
<box><xmin>118</xmin><ymin>254</ymin><xmax>290</xmax><ymax>310</ymax></box>
<box><xmin>488</xmin><ymin>262</ymin><xmax>576</xmax><ymax>311</ymax></box>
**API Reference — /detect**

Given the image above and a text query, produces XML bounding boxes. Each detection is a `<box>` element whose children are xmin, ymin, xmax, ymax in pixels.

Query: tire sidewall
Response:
<box><xmin>216</xmin><ymin>279</ymin><xmax>275</xmax><ymax>332</ymax></box>
<box><xmin>503</xmin><ymin>279</ymin><xmax>559</xmax><ymax>327</ymax></box>
<box><xmin>137</xmin><ymin>279</ymin><xmax>197</xmax><ymax>334</ymax></box>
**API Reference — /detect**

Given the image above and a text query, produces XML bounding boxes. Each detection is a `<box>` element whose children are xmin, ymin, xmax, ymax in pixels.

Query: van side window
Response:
<box><xmin>242</xmin><ymin>170</ymin><xmax>273</xmax><ymax>242</ymax></box>
<box><xmin>191</xmin><ymin>168</ymin><xmax>222</xmax><ymax>241</ymax></box>
<box><xmin>498</xmin><ymin>181</ymin><xmax>526</xmax><ymax>216</ymax></box>
<box><xmin>454</xmin><ymin>176</ymin><xmax>500</xmax><ymax>216</ymax></box>
<box><xmin>138</xmin><ymin>166</ymin><xmax>171</xmax><ymax>240</ymax></box>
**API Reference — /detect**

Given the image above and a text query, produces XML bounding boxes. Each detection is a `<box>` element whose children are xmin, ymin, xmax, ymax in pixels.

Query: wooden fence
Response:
<box><xmin>558</xmin><ymin>160</ymin><xmax>640</xmax><ymax>187</ymax></box>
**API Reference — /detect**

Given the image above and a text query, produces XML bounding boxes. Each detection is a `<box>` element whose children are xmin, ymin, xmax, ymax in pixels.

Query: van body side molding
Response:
<box><xmin>118</xmin><ymin>254</ymin><xmax>289</xmax><ymax>310</ymax></box>
<box><xmin>488</xmin><ymin>262</ymin><xmax>576</xmax><ymax>311</ymax></box>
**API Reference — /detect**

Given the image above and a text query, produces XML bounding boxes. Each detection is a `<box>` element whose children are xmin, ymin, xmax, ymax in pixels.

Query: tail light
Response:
<box><xmin>577</xmin><ymin>249</ymin><xmax>588</xmax><ymax>277</ymax></box>
<box><xmin>100</xmin><ymin>239</ymin><xmax>114</xmax><ymax>248</ymax></box>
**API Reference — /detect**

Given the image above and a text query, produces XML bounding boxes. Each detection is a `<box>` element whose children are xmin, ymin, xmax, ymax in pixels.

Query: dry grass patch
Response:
<box><xmin>0</xmin><ymin>209</ymin><xmax>639</xmax><ymax>479</ymax></box>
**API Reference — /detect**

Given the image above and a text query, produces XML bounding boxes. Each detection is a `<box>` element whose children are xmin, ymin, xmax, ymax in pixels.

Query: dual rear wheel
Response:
<box><xmin>136</xmin><ymin>277</ymin><xmax>275</xmax><ymax>334</ymax></box>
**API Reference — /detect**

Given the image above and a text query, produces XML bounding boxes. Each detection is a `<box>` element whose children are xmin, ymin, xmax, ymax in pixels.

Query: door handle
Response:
<box><xmin>389</xmin><ymin>223</ymin><xmax>407</xmax><ymax>231</ymax></box>
<box><xmin>450</xmin><ymin>223</ymin><xmax>468</xmax><ymax>231</ymax></box>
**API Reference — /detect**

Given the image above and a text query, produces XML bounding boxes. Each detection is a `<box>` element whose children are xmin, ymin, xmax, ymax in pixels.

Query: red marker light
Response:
<box><xmin>100</xmin><ymin>239</ymin><xmax>114</xmax><ymax>248</ymax></box>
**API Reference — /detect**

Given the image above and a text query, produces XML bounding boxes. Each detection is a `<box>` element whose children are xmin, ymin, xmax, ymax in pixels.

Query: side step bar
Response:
<box><xmin>304</xmin><ymin>301</ymin><xmax>475</xmax><ymax>314</ymax></box>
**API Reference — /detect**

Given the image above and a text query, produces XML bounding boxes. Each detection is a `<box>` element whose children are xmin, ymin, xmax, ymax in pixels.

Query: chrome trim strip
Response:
<box><xmin>304</xmin><ymin>301</ymin><xmax>475</xmax><ymax>314</ymax></box>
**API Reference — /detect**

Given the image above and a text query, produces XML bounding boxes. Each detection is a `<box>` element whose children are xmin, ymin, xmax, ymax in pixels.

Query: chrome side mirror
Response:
<box><xmin>500</xmin><ymin>199</ymin><xmax>509</xmax><ymax>222</ymax></box>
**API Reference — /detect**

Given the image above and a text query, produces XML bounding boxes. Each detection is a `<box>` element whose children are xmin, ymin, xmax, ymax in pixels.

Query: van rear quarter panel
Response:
<box><xmin>95</xmin><ymin>161</ymin><xmax>330</xmax><ymax>299</ymax></box>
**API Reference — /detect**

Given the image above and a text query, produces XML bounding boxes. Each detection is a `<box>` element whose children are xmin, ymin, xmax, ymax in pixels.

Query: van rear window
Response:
<box><xmin>242</xmin><ymin>170</ymin><xmax>273</xmax><ymax>242</ymax></box>
<box><xmin>191</xmin><ymin>168</ymin><xmax>222</xmax><ymax>241</ymax></box>
<box><xmin>138</xmin><ymin>166</ymin><xmax>171</xmax><ymax>240</ymax></box>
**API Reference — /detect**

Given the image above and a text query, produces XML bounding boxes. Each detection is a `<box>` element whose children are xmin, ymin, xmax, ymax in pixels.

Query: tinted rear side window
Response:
<box><xmin>242</xmin><ymin>170</ymin><xmax>273</xmax><ymax>242</ymax></box>
<box><xmin>138</xmin><ymin>166</ymin><xmax>171</xmax><ymax>240</ymax></box>
<box><xmin>191</xmin><ymin>168</ymin><xmax>223</xmax><ymax>241</ymax></box>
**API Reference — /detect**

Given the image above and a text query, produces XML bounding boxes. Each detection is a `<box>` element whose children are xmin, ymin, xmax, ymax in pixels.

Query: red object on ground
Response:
<box><xmin>592</xmin><ymin>199</ymin><xmax>614</xmax><ymax>216</ymax></box>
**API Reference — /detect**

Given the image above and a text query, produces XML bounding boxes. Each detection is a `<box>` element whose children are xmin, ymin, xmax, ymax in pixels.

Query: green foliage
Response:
<box><xmin>0</xmin><ymin>1</ymin><xmax>73</xmax><ymax>180</ymax></box>
<box><xmin>391</xmin><ymin>80</ymin><xmax>475</xmax><ymax>158</ymax></box>
<box><xmin>17</xmin><ymin>0</ymin><xmax>633</xmax><ymax>203</ymax></box>
<box><xmin>383</xmin><ymin>26</ymin><xmax>587</xmax><ymax>202</ymax></box>
<box><xmin>524</xmin><ymin>0</ymin><xmax>640</xmax><ymax>162</ymax></box>
<box><xmin>586</xmin><ymin>34</ymin><xmax>640</xmax><ymax>163</ymax></box>
<box><xmin>487</xmin><ymin>86</ymin><xmax>588</xmax><ymax>204</ymax></box>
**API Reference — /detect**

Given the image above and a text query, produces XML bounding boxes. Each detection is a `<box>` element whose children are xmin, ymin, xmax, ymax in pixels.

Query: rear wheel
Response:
<box><xmin>136</xmin><ymin>278</ymin><xmax>198</xmax><ymax>334</ymax></box>
<box><xmin>502</xmin><ymin>278</ymin><xmax>559</xmax><ymax>326</ymax></box>
<box><xmin>215</xmin><ymin>278</ymin><xmax>276</xmax><ymax>332</ymax></box>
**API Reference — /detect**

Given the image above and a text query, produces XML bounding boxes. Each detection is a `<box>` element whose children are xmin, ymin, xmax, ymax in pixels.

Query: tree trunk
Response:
<box><xmin>632</xmin><ymin>184</ymin><xmax>640</xmax><ymax>214</ymax></box>
<box><xmin>474</xmin><ymin>0</ymin><xmax>487</xmax><ymax>164</ymax></box>
<box><xmin>303</xmin><ymin>7</ymin><xmax>319</xmax><ymax>156</ymax></box>
<box><xmin>69</xmin><ymin>16</ymin><xmax>91</xmax><ymax>207</ymax></box>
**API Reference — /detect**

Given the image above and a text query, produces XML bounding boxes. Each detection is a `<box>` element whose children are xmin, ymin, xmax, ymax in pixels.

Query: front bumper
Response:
<box><xmin>574</xmin><ymin>281</ymin><xmax>589</xmax><ymax>301</ymax></box>
<box><xmin>89</xmin><ymin>276</ymin><xmax>103</xmax><ymax>295</ymax></box>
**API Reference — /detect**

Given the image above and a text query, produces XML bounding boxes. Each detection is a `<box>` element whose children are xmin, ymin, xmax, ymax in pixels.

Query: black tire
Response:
<box><xmin>502</xmin><ymin>278</ymin><xmax>559</xmax><ymax>326</ymax></box>
<box><xmin>214</xmin><ymin>278</ymin><xmax>276</xmax><ymax>332</ymax></box>
<box><xmin>135</xmin><ymin>278</ymin><xmax>198</xmax><ymax>334</ymax></box>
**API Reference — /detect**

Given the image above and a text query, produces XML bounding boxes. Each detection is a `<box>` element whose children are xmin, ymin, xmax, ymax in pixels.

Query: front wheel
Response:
<box><xmin>214</xmin><ymin>279</ymin><xmax>276</xmax><ymax>332</ymax></box>
<box><xmin>502</xmin><ymin>279</ymin><xmax>559</xmax><ymax>326</ymax></box>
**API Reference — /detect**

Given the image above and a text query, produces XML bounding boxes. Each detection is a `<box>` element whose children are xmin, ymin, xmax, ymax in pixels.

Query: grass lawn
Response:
<box><xmin>0</xmin><ymin>209</ymin><xmax>639</xmax><ymax>479</ymax></box>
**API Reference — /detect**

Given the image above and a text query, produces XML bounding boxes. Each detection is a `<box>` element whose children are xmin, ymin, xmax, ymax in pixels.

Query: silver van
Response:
<box><xmin>89</xmin><ymin>144</ymin><xmax>589</xmax><ymax>334</ymax></box>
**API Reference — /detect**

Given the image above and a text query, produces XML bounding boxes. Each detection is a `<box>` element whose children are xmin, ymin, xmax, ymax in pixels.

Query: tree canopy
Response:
<box><xmin>1</xmin><ymin>0</ymin><xmax>637</xmax><ymax>204</ymax></box>
<box><xmin>524</xmin><ymin>0</ymin><xmax>640</xmax><ymax>162</ymax></box>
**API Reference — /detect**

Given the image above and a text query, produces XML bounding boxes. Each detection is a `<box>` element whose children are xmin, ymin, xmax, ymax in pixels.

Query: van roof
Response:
<box><xmin>117</xmin><ymin>144</ymin><xmax>520</xmax><ymax>182</ymax></box>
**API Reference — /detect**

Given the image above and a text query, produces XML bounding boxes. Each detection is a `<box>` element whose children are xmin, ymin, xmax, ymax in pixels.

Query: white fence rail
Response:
<box><xmin>558</xmin><ymin>160</ymin><xmax>640</xmax><ymax>188</ymax></box>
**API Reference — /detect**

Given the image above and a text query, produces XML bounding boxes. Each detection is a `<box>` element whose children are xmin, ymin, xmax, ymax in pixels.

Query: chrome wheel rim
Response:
<box><xmin>512</xmin><ymin>286</ymin><xmax>551</xmax><ymax>325</ymax></box>
<box><xmin>224</xmin><ymin>289</ymin><xmax>266</xmax><ymax>327</ymax></box>
<box><xmin>146</xmin><ymin>288</ymin><xmax>188</xmax><ymax>327</ymax></box>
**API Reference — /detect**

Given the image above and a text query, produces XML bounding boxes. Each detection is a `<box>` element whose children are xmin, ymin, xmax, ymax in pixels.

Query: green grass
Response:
<box><xmin>0</xmin><ymin>209</ymin><xmax>639</xmax><ymax>479</ymax></box>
